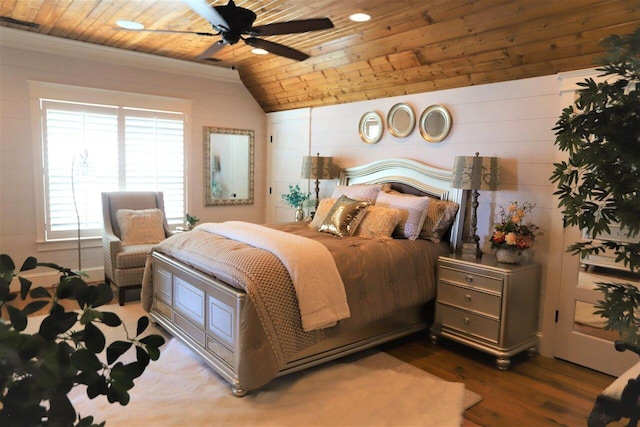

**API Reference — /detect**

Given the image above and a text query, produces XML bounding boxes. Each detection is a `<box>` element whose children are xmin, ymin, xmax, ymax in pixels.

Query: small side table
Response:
<box><xmin>429</xmin><ymin>254</ymin><xmax>541</xmax><ymax>370</ymax></box>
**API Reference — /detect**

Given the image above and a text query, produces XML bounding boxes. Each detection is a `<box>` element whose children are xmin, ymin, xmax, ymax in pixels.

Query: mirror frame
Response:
<box><xmin>419</xmin><ymin>104</ymin><xmax>452</xmax><ymax>143</ymax></box>
<box><xmin>387</xmin><ymin>103</ymin><xmax>416</xmax><ymax>138</ymax></box>
<box><xmin>358</xmin><ymin>111</ymin><xmax>384</xmax><ymax>144</ymax></box>
<box><xmin>203</xmin><ymin>126</ymin><xmax>255</xmax><ymax>206</ymax></box>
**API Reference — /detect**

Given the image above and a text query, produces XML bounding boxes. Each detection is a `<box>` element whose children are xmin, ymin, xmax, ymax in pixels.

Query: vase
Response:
<box><xmin>295</xmin><ymin>206</ymin><xmax>305</xmax><ymax>222</ymax></box>
<box><xmin>496</xmin><ymin>248</ymin><xmax>524</xmax><ymax>264</ymax></box>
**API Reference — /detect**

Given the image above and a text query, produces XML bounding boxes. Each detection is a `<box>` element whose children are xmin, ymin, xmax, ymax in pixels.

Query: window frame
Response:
<box><xmin>30</xmin><ymin>81</ymin><xmax>191</xmax><ymax>246</ymax></box>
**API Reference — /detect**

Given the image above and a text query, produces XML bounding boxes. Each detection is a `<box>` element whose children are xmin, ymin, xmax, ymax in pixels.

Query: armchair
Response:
<box><xmin>101</xmin><ymin>191</ymin><xmax>172</xmax><ymax>305</ymax></box>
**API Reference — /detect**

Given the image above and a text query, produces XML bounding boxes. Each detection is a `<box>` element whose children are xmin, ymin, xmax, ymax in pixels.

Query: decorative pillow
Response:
<box><xmin>419</xmin><ymin>199</ymin><xmax>460</xmax><ymax>242</ymax></box>
<box><xmin>375</xmin><ymin>191</ymin><xmax>431</xmax><ymax>240</ymax></box>
<box><xmin>309</xmin><ymin>198</ymin><xmax>337</xmax><ymax>230</ymax></box>
<box><xmin>331</xmin><ymin>183</ymin><xmax>389</xmax><ymax>204</ymax></box>
<box><xmin>116</xmin><ymin>208</ymin><xmax>166</xmax><ymax>246</ymax></box>
<box><xmin>355</xmin><ymin>205</ymin><xmax>401</xmax><ymax>240</ymax></box>
<box><xmin>319</xmin><ymin>195</ymin><xmax>371</xmax><ymax>237</ymax></box>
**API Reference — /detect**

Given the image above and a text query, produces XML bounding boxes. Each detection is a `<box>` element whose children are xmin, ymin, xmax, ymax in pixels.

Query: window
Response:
<box><xmin>35</xmin><ymin>91</ymin><xmax>187</xmax><ymax>242</ymax></box>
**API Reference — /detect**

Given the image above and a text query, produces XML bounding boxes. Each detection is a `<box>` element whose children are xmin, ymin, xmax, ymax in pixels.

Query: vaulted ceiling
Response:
<box><xmin>2</xmin><ymin>0</ymin><xmax>639</xmax><ymax>112</ymax></box>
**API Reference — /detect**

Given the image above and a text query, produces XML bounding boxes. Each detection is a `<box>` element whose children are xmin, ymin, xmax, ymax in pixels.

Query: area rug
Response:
<box><xmin>27</xmin><ymin>304</ymin><xmax>482</xmax><ymax>426</ymax></box>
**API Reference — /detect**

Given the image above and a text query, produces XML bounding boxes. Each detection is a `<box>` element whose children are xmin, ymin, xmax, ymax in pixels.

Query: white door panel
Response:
<box><xmin>266</xmin><ymin>111</ymin><xmax>310</xmax><ymax>223</ymax></box>
<box><xmin>554</xmin><ymin>226</ymin><xmax>638</xmax><ymax>377</ymax></box>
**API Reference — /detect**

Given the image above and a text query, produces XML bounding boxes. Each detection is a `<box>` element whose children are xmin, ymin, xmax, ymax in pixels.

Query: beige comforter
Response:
<box><xmin>142</xmin><ymin>221</ymin><xmax>448</xmax><ymax>367</ymax></box>
<box><xmin>197</xmin><ymin>221</ymin><xmax>349</xmax><ymax>331</ymax></box>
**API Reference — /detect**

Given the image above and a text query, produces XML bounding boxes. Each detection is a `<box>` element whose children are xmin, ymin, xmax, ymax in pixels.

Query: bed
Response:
<box><xmin>141</xmin><ymin>158</ymin><xmax>467</xmax><ymax>396</ymax></box>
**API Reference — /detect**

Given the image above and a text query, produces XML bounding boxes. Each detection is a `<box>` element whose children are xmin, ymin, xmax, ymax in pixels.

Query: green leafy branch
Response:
<box><xmin>594</xmin><ymin>282</ymin><xmax>640</xmax><ymax>347</ymax></box>
<box><xmin>0</xmin><ymin>254</ymin><xmax>165</xmax><ymax>427</ymax></box>
<box><xmin>550</xmin><ymin>27</ymin><xmax>640</xmax><ymax>273</ymax></box>
<box><xmin>551</xmin><ymin>26</ymin><xmax>640</xmax><ymax>349</ymax></box>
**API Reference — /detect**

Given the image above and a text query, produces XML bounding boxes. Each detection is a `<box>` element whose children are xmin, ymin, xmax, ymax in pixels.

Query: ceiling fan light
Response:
<box><xmin>349</xmin><ymin>13</ymin><xmax>371</xmax><ymax>22</ymax></box>
<box><xmin>116</xmin><ymin>20</ymin><xmax>145</xmax><ymax>30</ymax></box>
<box><xmin>251</xmin><ymin>48</ymin><xmax>269</xmax><ymax>55</ymax></box>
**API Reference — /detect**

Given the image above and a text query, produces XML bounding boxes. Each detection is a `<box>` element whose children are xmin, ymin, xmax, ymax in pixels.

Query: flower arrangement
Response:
<box><xmin>281</xmin><ymin>184</ymin><xmax>310</xmax><ymax>208</ymax></box>
<box><xmin>490</xmin><ymin>201</ymin><xmax>542</xmax><ymax>250</ymax></box>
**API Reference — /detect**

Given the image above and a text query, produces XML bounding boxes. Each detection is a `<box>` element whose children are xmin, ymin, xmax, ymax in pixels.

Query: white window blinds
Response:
<box><xmin>40</xmin><ymin>100</ymin><xmax>185</xmax><ymax>241</ymax></box>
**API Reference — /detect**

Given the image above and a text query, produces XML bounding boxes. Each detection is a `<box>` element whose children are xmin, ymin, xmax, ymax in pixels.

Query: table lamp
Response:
<box><xmin>301</xmin><ymin>153</ymin><xmax>339</xmax><ymax>211</ymax></box>
<box><xmin>450</xmin><ymin>152</ymin><xmax>501</xmax><ymax>257</ymax></box>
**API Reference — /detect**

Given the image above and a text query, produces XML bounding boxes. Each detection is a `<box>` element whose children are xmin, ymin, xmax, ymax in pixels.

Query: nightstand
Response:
<box><xmin>429</xmin><ymin>254</ymin><xmax>541</xmax><ymax>370</ymax></box>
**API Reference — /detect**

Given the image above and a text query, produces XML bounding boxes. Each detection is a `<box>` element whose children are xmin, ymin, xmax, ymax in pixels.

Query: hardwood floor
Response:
<box><xmin>13</xmin><ymin>289</ymin><xmax>622</xmax><ymax>426</ymax></box>
<box><xmin>380</xmin><ymin>333</ymin><xmax>619</xmax><ymax>426</ymax></box>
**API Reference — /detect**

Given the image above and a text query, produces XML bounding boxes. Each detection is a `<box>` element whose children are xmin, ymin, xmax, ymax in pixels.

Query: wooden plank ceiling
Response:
<box><xmin>1</xmin><ymin>0</ymin><xmax>639</xmax><ymax>112</ymax></box>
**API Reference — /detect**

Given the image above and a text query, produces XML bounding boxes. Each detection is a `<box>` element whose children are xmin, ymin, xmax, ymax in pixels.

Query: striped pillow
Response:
<box><xmin>374</xmin><ymin>191</ymin><xmax>430</xmax><ymax>240</ymax></box>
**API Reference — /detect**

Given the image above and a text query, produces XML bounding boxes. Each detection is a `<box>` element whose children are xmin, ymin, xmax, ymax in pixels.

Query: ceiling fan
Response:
<box><xmin>126</xmin><ymin>0</ymin><xmax>334</xmax><ymax>61</ymax></box>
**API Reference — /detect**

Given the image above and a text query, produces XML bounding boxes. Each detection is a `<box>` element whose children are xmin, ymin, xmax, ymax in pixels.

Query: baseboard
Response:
<box><xmin>10</xmin><ymin>267</ymin><xmax>105</xmax><ymax>293</ymax></box>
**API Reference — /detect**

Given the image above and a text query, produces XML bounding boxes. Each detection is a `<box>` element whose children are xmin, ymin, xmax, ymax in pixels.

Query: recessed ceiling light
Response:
<box><xmin>116</xmin><ymin>20</ymin><xmax>144</xmax><ymax>30</ymax></box>
<box><xmin>349</xmin><ymin>13</ymin><xmax>371</xmax><ymax>22</ymax></box>
<box><xmin>251</xmin><ymin>48</ymin><xmax>269</xmax><ymax>55</ymax></box>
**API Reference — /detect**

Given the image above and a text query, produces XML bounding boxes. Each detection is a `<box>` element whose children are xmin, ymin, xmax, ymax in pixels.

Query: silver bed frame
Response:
<box><xmin>149</xmin><ymin>158</ymin><xmax>466</xmax><ymax>396</ymax></box>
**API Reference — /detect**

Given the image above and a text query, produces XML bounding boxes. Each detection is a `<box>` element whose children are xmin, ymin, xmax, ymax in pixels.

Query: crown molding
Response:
<box><xmin>0</xmin><ymin>27</ymin><xmax>240</xmax><ymax>83</ymax></box>
<box><xmin>557</xmin><ymin>67</ymin><xmax>601</xmax><ymax>92</ymax></box>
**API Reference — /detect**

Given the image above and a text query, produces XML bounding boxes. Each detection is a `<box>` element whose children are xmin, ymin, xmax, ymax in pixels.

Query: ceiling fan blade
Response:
<box><xmin>183</xmin><ymin>0</ymin><xmax>230</xmax><ymax>32</ymax></box>
<box><xmin>250</xmin><ymin>18</ymin><xmax>333</xmax><ymax>36</ymax></box>
<box><xmin>244</xmin><ymin>38</ymin><xmax>309</xmax><ymax>61</ymax></box>
<box><xmin>117</xmin><ymin>28</ymin><xmax>216</xmax><ymax>37</ymax></box>
<box><xmin>196</xmin><ymin>40</ymin><xmax>229</xmax><ymax>59</ymax></box>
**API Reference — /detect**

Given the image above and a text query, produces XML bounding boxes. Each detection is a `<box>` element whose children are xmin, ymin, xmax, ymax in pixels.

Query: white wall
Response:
<box><xmin>0</xmin><ymin>28</ymin><xmax>266</xmax><ymax>286</ymax></box>
<box><xmin>269</xmin><ymin>75</ymin><xmax>565</xmax><ymax>356</ymax></box>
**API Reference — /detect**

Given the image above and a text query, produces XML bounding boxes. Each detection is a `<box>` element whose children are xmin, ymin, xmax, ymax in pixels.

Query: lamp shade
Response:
<box><xmin>301</xmin><ymin>153</ymin><xmax>339</xmax><ymax>180</ymax></box>
<box><xmin>450</xmin><ymin>153</ymin><xmax>500</xmax><ymax>191</ymax></box>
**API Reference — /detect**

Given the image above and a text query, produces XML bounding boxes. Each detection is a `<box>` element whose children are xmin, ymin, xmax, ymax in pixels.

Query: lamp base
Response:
<box><xmin>461</xmin><ymin>242</ymin><xmax>482</xmax><ymax>259</ymax></box>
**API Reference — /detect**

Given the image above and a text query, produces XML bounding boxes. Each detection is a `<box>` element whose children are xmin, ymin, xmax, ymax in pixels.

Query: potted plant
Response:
<box><xmin>550</xmin><ymin>27</ymin><xmax>640</xmax><ymax>346</ymax></box>
<box><xmin>489</xmin><ymin>201</ymin><xmax>542</xmax><ymax>263</ymax></box>
<box><xmin>281</xmin><ymin>184</ymin><xmax>310</xmax><ymax>221</ymax></box>
<box><xmin>185</xmin><ymin>213</ymin><xmax>200</xmax><ymax>230</ymax></box>
<box><xmin>0</xmin><ymin>254</ymin><xmax>165</xmax><ymax>426</ymax></box>
<box><xmin>211</xmin><ymin>181</ymin><xmax>222</xmax><ymax>199</ymax></box>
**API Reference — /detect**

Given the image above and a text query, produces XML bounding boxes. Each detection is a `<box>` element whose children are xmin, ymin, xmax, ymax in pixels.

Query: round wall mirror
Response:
<box><xmin>387</xmin><ymin>103</ymin><xmax>416</xmax><ymax>138</ymax></box>
<box><xmin>419</xmin><ymin>104</ymin><xmax>452</xmax><ymax>143</ymax></box>
<box><xmin>358</xmin><ymin>111</ymin><xmax>383</xmax><ymax>144</ymax></box>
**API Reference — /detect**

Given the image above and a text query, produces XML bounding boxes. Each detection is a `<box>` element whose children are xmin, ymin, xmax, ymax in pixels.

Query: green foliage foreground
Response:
<box><xmin>551</xmin><ymin>27</ymin><xmax>640</xmax><ymax>272</ymax></box>
<box><xmin>0</xmin><ymin>254</ymin><xmax>165</xmax><ymax>426</ymax></box>
<box><xmin>551</xmin><ymin>26</ymin><xmax>640</xmax><ymax>346</ymax></box>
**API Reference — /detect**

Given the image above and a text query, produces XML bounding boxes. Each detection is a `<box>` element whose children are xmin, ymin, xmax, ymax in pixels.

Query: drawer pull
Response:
<box><xmin>465</xmin><ymin>274</ymin><xmax>473</xmax><ymax>283</ymax></box>
<box><xmin>464</xmin><ymin>317</ymin><xmax>470</xmax><ymax>325</ymax></box>
<box><xmin>464</xmin><ymin>294</ymin><xmax>472</xmax><ymax>302</ymax></box>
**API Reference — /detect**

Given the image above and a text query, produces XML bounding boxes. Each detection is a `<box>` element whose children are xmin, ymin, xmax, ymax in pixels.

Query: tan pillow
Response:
<box><xmin>309</xmin><ymin>198</ymin><xmax>337</xmax><ymax>230</ymax></box>
<box><xmin>375</xmin><ymin>191</ymin><xmax>430</xmax><ymax>240</ymax></box>
<box><xmin>355</xmin><ymin>205</ymin><xmax>401</xmax><ymax>240</ymax></box>
<box><xmin>419</xmin><ymin>199</ymin><xmax>460</xmax><ymax>242</ymax></box>
<box><xmin>331</xmin><ymin>184</ymin><xmax>389</xmax><ymax>203</ymax></box>
<box><xmin>319</xmin><ymin>195</ymin><xmax>370</xmax><ymax>237</ymax></box>
<box><xmin>116</xmin><ymin>208</ymin><xmax>166</xmax><ymax>246</ymax></box>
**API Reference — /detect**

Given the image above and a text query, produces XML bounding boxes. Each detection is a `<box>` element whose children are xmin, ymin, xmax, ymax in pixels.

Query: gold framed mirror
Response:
<box><xmin>204</xmin><ymin>127</ymin><xmax>254</xmax><ymax>206</ymax></box>
<box><xmin>358</xmin><ymin>111</ymin><xmax>384</xmax><ymax>144</ymax></box>
<box><xmin>387</xmin><ymin>103</ymin><xmax>416</xmax><ymax>138</ymax></box>
<box><xmin>419</xmin><ymin>104</ymin><xmax>452</xmax><ymax>143</ymax></box>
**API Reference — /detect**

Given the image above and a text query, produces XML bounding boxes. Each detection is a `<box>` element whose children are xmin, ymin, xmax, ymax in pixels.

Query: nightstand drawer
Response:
<box><xmin>439</xmin><ymin>266</ymin><xmax>503</xmax><ymax>294</ymax></box>
<box><xmin>438</xmin><ymin>304</ymin><xmax>500</xmax><ymax>344</ymax></box>
<box><xmin>438</xmin><ymin>282</ymin><xmax>502</xmax><ymax>318</ymax></box>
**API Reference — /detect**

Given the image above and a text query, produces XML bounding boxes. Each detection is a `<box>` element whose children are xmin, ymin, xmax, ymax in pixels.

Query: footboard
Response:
<box><xmin>149</xmin><ymin>250</ymin><xmax>433</xmax><ymax>396</ymax></box>
<box><xmin>149</xmin><ymin>251</ymin><xmax>250</xmax><ymax>396</ymax></box>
